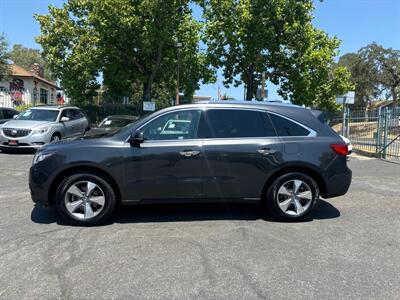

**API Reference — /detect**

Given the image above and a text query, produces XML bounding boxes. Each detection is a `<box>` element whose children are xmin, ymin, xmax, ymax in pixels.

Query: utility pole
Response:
<box><xmin>341</xmin><ymin>96</ymin><xmax>347</xmax><ymax>136</ymax></box>
<box><xmin>175</xmin><ymin>42</ymin><xmax>182</xmax><ymax>105</ymax></box>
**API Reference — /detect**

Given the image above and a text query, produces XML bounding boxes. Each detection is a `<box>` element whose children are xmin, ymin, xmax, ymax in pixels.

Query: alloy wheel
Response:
<box><xmin>64</xmin><ymin>181</ymin><xmax>105</xmax><ymax>220</ymax></box>
<box><xmin>276</xmin><ymin>179</ymin><xmax>313</xmax><ymax>216</ymax></box>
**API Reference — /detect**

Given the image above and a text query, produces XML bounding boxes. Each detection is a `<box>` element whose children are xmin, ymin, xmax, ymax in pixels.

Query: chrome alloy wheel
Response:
<box><xmin>64</xmin><ymin>181</ymin><xmax>105</xmax><ymax>220</ymax></box>
<box><xmin>276</xmin><ymin>179</ymin><xmax>313</xmax><ymax>216</ymax></box>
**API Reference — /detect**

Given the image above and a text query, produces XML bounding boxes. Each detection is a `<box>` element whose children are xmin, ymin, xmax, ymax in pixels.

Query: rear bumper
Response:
<box><xmin>323</xmin><ymin>166</ymin><xmax>352</xmax><ymax>199</ymax></box>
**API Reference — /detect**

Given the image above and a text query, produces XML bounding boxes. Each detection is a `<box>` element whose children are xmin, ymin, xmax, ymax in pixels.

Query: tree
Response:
<box><xmin>360</xmin><ymin>43</ymin><xmax>400</xmax><ymax>108</ymax></box>
<box><xmin>203</xmin><ymin>0</ymin><xmax>352</xmax><ymax>110</ymax></box>
<box><xmin>0</xmin><ymin>33</ymin><xmax>10</xmax><ymax>82</ymax></box>
<box><xmin>8</xmin><ymin>44</ymin><xmax>55</xmax><ymax>81</ymax></box>
<box><xmin>338</xmin><ymin>52</ymin><xmax>379</xmax><ymax>111</ymax></box>
<box><xmin>36</xmin><ymin>0</ymin><xmax>214</xmax><ymax>105</ymax></box>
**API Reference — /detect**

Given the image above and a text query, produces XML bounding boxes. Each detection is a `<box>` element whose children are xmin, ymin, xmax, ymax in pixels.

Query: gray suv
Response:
<box><xmin>30</xmin><ymin>101</ymin><xmax>352</xmax><ymax>225</ymax></box>
<box><xmin>0</xmin><ymin>106</ymin><xmax>90</xmax><ymax>151</ymax></box>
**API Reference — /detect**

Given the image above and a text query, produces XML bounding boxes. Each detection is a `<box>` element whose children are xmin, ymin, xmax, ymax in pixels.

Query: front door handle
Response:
<box><xmin>258</xmin><ymin>148</ymin><xmax>277</xmax><ymax>155</ymax></box>
<box><xmin>179</xmin><ymin>150</ymin><xmax>200</xmax><ymax>157</ymax></box>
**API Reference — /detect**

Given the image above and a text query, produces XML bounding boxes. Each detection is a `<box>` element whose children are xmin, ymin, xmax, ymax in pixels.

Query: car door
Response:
<box><xmin>124</xmin><ymin>109</ymin><xmax>204</xmax><ymax>201</ymax></box>
<box><xmin>59</xmin><ymin>109</ymin><xmax>75</xmax><ymax>137</ymax></box>
<box><xmin>69</xmin><ymin>109</ymin><xmax>85</xmax><ymax>136</ymax></box>
<box><xmin>199</xmin><ymin>108</ymin><xmax>283</xmax><ymax>200</ymax></box>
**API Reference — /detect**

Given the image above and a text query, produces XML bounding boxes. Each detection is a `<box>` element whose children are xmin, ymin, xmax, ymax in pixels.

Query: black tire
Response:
<box><xmin>50</xmin><ymin>133</ymin><xmax>61</xmax><ymax>142</ymax></box>
<box><xmin>55</xmin><ymin>172</ymin><xmax>117</xmax><ymax>226</ymax></box>
<box><xmin>265</xmin><ymin>172</ymin><xmax>319</xmax><ymax>221</ymax></box>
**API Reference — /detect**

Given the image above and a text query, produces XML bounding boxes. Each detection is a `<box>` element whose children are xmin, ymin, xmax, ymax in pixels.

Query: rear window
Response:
<box><xmin>199</xmin><ymin>109</ymin><xmax>276</xmax><ymax>138</ymax></box>
<box><xmin>268</xmin><ymin>113</ymin><xmax>310</xmax><ymax>136</ymax></box>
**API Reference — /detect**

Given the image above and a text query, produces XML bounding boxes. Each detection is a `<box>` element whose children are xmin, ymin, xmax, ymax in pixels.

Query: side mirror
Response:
<box><xmin>60</xmin><ymin>116</ymin><xmax>70</xmax><ymax>122</ymax></box>
<box><xmin>129</xmin><ymin>131</ymin><xmax>145</xmax><ymax>147</ymax></box>
<box><xmin>13</xmin><ymin>115</ymin><xmax>18</xmax><ymax>119</ymax></box>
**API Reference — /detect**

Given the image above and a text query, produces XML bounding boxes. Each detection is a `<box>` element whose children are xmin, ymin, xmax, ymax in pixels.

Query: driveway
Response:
<box><xmin>0</xmin><ymin>152</ymin><xmax>399</xmax><ymax>299</ymax></box>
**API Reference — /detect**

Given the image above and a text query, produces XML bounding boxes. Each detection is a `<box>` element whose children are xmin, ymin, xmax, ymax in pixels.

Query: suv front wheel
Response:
<box><xmin>55</xmin><ymin>173</ymin><xmax>116</xmax><ymax>226</ymax></box>
<box><xmin>265</xmin><ymin>172</ymin><xmax>319</xmax><ymax>221</ymax></box>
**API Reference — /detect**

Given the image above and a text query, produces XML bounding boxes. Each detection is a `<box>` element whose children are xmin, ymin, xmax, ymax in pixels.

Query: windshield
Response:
<box><xmin>98</xmin><ymin>117</ymin><xmax>135</xmax><ymax>128</ymax></box>
<box><xmin>17</xmin><ymin>109</ymin><xmax>59</xmax><ymax>122</ymax></box>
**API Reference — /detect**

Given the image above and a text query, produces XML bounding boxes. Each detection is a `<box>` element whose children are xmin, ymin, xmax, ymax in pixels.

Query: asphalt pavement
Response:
<box><xmin>0</xmin><ymin>152</ymin><xmax>399</xmax><ymax>300</ymax></box>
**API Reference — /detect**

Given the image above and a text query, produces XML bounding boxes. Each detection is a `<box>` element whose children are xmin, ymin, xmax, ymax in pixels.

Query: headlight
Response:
<box><xmin>32</xmin><ymin>127</ymin><xmax>50</xmax><ymax>135</ymax></box>
<box><xmin>32</xmin><ymin>151</ymin><xmax>55</xmax><ymax>165</ymax></box>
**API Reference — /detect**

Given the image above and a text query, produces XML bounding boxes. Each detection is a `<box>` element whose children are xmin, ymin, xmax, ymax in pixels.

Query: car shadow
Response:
<box><xmin>0</xmin><ymin>149</ymin><xmax>36</xmax><ymax>155</ymax></box>
<box><xmin>31</xmin><ymin>199</ymin><xmax>340</xmax><ymax>226</ymax></box>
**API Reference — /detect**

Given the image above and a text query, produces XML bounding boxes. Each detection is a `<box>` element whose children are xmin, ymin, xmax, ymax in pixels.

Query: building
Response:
<box><xmin>0</xmin><ymin>64</ymin><xmax>60</xmax><ymax>108</ymax></box>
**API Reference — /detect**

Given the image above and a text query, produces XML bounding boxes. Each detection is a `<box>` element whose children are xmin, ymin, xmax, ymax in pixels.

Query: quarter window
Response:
<box><xmin>268</xmin><ymin>113</ymin><xmax>310</xmax><ymax>136</ymax></box>
<box><xmin>141</xmin><ymin>110</ymin><xmax>201</xmax><ymax>141</ymax></box>
<box><xmin>199</xmin><ymin>109</ymin><xmax>276</xmax><ymax>138</ymax></box>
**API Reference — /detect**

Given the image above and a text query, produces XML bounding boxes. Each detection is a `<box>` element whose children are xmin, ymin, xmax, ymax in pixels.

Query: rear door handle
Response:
<box><xmin>258</xmin><ymin>148</ymin><xmax>277</xmax><ymax>155</ymax></box>
<box><xmin>179</xmin><ymin>150</ymin><xmax>200</xmax><ymax>157</ymax></box>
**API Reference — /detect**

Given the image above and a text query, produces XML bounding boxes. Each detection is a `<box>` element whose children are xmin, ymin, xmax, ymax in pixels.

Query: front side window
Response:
<box><xmin>141</xmin><ymin>110</ymin><xmax>201</xmax><ymax>141</ymax></box>
<box><xmin>17</xmin><ymin>109</ymin><xmax>59</xmax><ymax>122</ymax></box>
<box><xmin>199</xmin><ymin>109</ymin><xmax>276</xmax><ymax>138</ymax></box>
<box><xmin>268</xmin><ymin>113</ymin><xmax>310</xmax><ymax>136</ymax></box>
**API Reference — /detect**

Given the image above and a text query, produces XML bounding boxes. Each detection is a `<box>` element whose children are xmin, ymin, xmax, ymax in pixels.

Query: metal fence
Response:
<box><xmin>331</xmin><ymin>107</ymin><xmax>400</xmax><ymax>159</ymax></box>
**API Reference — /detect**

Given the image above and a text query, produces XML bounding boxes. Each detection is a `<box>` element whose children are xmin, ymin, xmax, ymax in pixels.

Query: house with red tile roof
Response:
<box><xmin>0</xmin><ymin>64</ymin><xmax>60</xmax><ymax>108</ymax></box>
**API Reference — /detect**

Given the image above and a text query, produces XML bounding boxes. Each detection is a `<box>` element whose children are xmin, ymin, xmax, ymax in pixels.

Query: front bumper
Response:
<box><xmin>29</xmin><ymin>165</ymin><xmax>52</xmax><ymax>204</ymax></box>
<box><xmin>0</xmin><ymin>131</ymin><xmax>52</xmax><ymax>150</ymax></box>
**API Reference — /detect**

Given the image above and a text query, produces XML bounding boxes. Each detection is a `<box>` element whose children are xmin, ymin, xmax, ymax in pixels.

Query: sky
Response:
<box><xmin>1</xmin><ymin>0</ymin><xmax>399</xmax><ymax>100</ymax></box>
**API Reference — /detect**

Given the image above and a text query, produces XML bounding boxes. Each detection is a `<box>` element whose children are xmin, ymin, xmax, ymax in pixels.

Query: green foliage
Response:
<box><xmin>0</xmin><ymin>33</ymin><xmax>10</xmax><ymax>82</ymax></box>
<box><xmin>338</xmin><ymin>52</ymin><xmax>379</xmax><ymax>110</ymax></box>
<box><xmin>8</xmin><ymin>44</ymin><xmax>55</xmax><ymax>81</ymax></box>
<box><xmin>359</xmin><ymin>43</ymin><xmax>400</xmax><ymax>106</ymax></box>
<box><xmin>15</xmin><ymin>104</ymin><xmax>33</xmax><ymax>112</ymax></box>
<box><xmin>35</xmin><ymin>0</ymin><xmax>215</xmax><ymax>106</ymax></box>
<box><xmin>203</xmin><ymin>0</ymin><xmax>351</xmax><ymax>110</ymax></box>
<box><xmin>339</xmin><ymin>43</ymin><xmax>400</xmax><ymax>109</ymax></box>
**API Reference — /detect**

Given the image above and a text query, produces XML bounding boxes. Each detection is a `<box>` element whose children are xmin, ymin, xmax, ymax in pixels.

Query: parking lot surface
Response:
<box><xmin>0</xmin><ymin>152</ymin><xmax>399</xmax><ymax>300</ymax></box>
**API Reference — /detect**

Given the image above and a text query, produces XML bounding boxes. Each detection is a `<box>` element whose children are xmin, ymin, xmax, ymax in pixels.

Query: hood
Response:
<box><xmin>40</xmin><ymin>134</ymin><xmax>116</xmax><ymax>152</ymax></box>
<box><xmin>1</xmin><ymin>120</ymin><xmax>53</xmax><ymax>129</ymax></box>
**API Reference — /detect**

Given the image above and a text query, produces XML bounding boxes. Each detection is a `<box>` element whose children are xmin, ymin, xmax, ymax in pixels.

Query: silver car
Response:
<box><xmin>0</xmin><ymin>106</ymin><xmax>90</xmax><ymax>151</ymax></box>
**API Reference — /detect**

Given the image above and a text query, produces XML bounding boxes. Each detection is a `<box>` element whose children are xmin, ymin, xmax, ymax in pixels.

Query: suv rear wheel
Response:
<box><xmin>265</xmin><ymin>172</ymin><xmax>319</xmax><ymax>221</ymax></box>
<box><xmin>55</xmin><ymin>173</ymin><xmax>116</xmax><ymax>226</ymax></box>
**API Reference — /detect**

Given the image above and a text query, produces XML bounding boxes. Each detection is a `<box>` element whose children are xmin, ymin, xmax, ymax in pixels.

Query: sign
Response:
<box><xmin>143</xmin><ymin>101</ymin><xmax>156</xmax><ymax>112</ymax></box>
<box><xmin>336</xmin><ymin>91</ymin><xmax>355</xmax><ymax>105</ymax></box>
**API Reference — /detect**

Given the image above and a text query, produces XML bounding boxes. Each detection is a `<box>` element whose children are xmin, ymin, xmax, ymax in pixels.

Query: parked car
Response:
<box><xmin>0</xmin><ymin>107</ymin><xmax>19</xmax><ymax>125</ymax></box>
<box><xmin>85</xmin><ymin>115</ymin><xmax>138</xmax><ymax>137</ymax></box>
<box><xmin>0</xmin><ymin>106</ymin><xmax>90</xmax><ymax>151</ymax></box>
<box><xmin>30</xmin><ymin>101</ymin><xmax>352</xmax><ymax>225</ymax></box>
<box><xmin>340</xmin><ymin>135</ymin><xmax>353</xmax><ymax>155</ymax></box>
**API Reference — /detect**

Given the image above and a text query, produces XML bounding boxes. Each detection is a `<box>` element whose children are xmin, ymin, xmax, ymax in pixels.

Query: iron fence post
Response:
<box><xmin>383</xmin><ymin>107</ymin><xmax>389</xmax><ymax>159</ymax></box>
<box><xmin>376</xmin><ymin>107</ymin><xmax>381</xmax><ymax>154</ymax></box>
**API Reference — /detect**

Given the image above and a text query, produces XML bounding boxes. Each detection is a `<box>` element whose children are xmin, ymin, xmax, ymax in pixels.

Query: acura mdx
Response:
<box><xmin>29</xmin><ymin>101</ymin><xmax>352</xmax><ymax>225</ymax></box>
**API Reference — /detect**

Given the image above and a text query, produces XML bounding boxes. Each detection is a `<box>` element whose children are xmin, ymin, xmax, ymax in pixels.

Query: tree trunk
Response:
<box><xmin>245</xmin><ymin>65</ymin><xmax>255</xmax><ymax>100</ymax></box>
<box><xmin>392</xmin><ymin>86</ymin><xmax>398</xmax><ymax>110</ymax></box>
<box><xmin>142</xmin><ymin>81</ymin><xmax>151</xmax><ymax>102</ymax></box>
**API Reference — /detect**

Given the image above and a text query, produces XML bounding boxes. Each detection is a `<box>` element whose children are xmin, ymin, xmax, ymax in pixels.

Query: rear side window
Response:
<box><xmin>199</xmin><ymin>109</ymin><xmax>276</xmax><ymax>138</ymax></box>
<box><xmin>268</xmin><ymin>113</ymin><xmax>310</xmax><ymax>136</ymax></box>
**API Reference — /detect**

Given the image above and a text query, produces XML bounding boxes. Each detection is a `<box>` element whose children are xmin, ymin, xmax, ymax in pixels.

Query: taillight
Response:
<box><xmin>330</xmin><ymin>144</ymin><xmax>348</xmax><ymax>156</ymax></box>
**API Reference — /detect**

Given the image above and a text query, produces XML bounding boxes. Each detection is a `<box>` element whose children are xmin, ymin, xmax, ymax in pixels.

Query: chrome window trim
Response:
<box><xmin>124</xmin><ymin>105</ymin><xmax>317</xmax><ymax>143</ymax></box>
